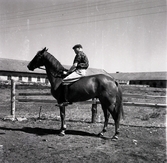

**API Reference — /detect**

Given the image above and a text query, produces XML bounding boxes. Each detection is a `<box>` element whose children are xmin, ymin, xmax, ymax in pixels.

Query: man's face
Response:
<box><xmin>74</xmin><ymin>48</ymin><xmax>80</xmax><ymax>53</ymax></box>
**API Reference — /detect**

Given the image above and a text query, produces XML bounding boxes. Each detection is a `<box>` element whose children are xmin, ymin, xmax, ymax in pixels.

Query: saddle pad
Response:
<box><xmin>62</xmin><ymin>77</ymin><xmax>81</xmax><ymax>85</ymax></box>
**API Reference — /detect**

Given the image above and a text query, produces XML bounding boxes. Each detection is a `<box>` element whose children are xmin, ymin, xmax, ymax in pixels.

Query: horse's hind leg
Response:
<box><xmin>108</xmin><ymin>105</ymin><xmax>121</xmax><ymax>140</ymax></box>
<box><xmin>105</xmin><ymin>98</ymin><xmax>120</xmax><ymax>140</ymax></box>
<box><xmin>98</xmin><ymin>105</ymin><xmax>110</xmax><ymax>137</ymax></box>
<box><xmin>112</xmin><ymin>115</ymin><xmax>120</xmax><ymax>140</ymax></box>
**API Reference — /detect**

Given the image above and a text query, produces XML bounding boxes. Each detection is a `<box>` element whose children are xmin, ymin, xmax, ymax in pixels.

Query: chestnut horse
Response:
<box><xmin>27</xmin><ymin>47</ymin><xmax>124</xmax><ymax>140</ymax></box>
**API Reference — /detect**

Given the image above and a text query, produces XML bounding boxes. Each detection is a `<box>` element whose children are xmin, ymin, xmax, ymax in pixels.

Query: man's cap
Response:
<box><xmin>72</xmin><ymin>44</ymin><xmax>83</xmax><ymax>49</ymax></box>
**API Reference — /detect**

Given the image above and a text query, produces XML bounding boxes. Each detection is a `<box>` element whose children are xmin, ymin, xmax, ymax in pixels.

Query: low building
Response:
<box><xmin>0</xmin><ymin>58</ymin><xmax>47</xmax><ymax>83</ymax></box>
<box><xmin>110</xmin><ymin>72</ymin><xmax>167</xmax><ymax>88</ymax></box>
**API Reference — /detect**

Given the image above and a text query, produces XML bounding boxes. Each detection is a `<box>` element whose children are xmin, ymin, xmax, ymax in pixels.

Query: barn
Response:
<box><xmin>0</xmin><ymin>58</ymin><xmax>107</xmax><ymax>84</ymax></box>
<box><xmin>110</xmin><ymin>72</ymin><xmax>167</xmax><ymax>88</ymax></box>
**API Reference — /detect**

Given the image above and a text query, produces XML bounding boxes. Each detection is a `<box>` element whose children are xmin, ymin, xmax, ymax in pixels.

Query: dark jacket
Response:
<box><xmin>73</xmin><ymin>51</ymin><xmax>89</xmax><ymax>69</ymax></box>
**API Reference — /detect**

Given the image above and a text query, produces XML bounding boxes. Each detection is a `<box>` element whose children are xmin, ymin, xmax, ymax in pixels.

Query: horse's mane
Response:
<box><xmin>43</xmin><ymin>51</ymin><xmax>66</xmax><ymax>73</ymax></box>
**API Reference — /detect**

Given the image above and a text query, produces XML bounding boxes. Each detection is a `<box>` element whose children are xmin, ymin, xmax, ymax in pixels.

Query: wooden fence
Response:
<box><xmin>10</xmin><ymin>79</ymin><xmax>167</xmax><ymax>121</ymax></box>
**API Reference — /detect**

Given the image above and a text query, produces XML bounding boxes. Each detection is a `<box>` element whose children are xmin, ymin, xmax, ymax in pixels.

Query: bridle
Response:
<box><xmin>35</xmin><ymin>52</ymin><xmax>66</xmax><ymax>78</ymax></box>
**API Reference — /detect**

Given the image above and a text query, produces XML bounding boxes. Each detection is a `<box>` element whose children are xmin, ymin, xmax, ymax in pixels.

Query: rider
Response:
<box><xmin>60</xmin><ymin>44</ymin><xmax>89</xmax><ymax>106</ymax></box>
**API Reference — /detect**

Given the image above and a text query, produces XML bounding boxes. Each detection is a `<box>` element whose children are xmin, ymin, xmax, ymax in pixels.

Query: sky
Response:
<box><xmin>0</xmin><ymin>0</ymin><xmax>166</xmax><ymax>73</ymax></box>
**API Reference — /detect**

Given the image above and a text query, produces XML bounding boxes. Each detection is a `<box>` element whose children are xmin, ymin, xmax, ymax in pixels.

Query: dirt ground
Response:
<box><xmin>0</xmin><ymin>118</ymin><xmax>166</xmax><ymax>163</ymax></box>
<box><xmin>0</xmin><ymin>87</ymin><xmax>166</xmax><ymax>163</ymax></box>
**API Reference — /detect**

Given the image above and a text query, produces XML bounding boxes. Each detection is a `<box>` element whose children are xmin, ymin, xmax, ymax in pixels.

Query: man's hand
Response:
<box><xmin>68</xmin><ymin>63</ymin><xmax>77</xmax><ymax>73</ymax></box>
<box><xmin>63</xmin><ymin>71</ymin><xmax>68</xmax><ymax>75</ymax></box>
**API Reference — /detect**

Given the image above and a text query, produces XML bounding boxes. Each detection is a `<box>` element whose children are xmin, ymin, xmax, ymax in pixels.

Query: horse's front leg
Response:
<box><xmin>59</xmin><ymin>106</ymin><xmax>66</xmax><ymax>136</ymax></box>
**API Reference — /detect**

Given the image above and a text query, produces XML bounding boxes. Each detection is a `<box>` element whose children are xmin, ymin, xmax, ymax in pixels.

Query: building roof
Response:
<box><xmin>0</xmin><ymin>58</ymin><xmax>41</xmax><ymax>74</ymax></box>
<box><xmin>1</xmin><ymin>58</ymin><xmax>166</xmax><ymax>80</ymax></box>
<box><xmin>110</xmin><ymin>72</ymin><xmax>167</xmax><ymax>81</ymax></box>
<box><xmin>0</xmin><ymin>58</ymin><xmax>107</xmax><ymax>76</ymax></box>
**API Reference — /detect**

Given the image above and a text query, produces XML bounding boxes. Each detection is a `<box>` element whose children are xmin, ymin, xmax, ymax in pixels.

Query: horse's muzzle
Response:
<box><xmin>27</xmin><ymin>64</ymin><xmax>34</xmax><ymax>71</ymax></box>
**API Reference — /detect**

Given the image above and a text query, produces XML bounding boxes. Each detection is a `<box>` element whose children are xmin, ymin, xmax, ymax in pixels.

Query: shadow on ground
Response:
<box><xmin>0</xmin><ymin>126</ymin><xmax>99</xmax><ymax>137</ymax></box>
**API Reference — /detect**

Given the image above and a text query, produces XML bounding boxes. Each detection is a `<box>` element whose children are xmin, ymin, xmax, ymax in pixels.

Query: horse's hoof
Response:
<box><xmin>111</xmin><ymin>135</ymin><xmax>118</xmax><ymax>141</ymax></box>
<box><xmin>59</xmin><ymin>131</ymin><xmax>65</xmax><ymax>136</ymax></box>
<box><xmin>98</xmin><ymin>133</ymin><xmax>104</xmax><ymax>137</ymax></box>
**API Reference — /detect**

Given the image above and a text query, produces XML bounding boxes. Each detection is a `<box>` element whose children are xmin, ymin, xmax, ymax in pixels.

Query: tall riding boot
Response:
<box><xmin>64</xmin><ymin>85</ymin><xmax>68</xmax><ymax>102</ymax></box>
<box><xmin>56</xmin><ymin>85</ymin><xmax>72</xmax><ymax>107</ymax></box>
<box><xmin>63</xmin><ymin>85</ymin><xmax>72</xmax><ymax>106</ymax></box>
<box><xmin>58</xmin><ymin>85</ymin><xmax>70</xmax><ymax>107</ymax></box>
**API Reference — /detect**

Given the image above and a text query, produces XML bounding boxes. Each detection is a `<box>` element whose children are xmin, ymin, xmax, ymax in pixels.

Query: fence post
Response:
<box><xmin>91</xmin><ymin>98</ymin><xmax>97</xmax><ymax>123</ymax></box>
<box><xmin>11</xmin><ymin>79</ymin><xmax>16</xmax><ymax>119</ymax></box>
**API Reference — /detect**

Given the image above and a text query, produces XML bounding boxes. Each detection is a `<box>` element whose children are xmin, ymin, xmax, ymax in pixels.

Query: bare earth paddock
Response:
<box><xmin>0</xmin><ymin>87</ymin><xmax>166</xmax><ymax>163</ymax></box>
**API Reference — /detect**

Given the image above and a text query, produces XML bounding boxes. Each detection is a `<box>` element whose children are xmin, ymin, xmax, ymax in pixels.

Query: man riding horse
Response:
<box><xmin>27</xmin><ymin>47</ymin><xmax>124</xmax><ymax>140</ymax></box>
<box><xmin>60</xmin><ymin>44</ymin><xmax>89</xmax><ymax>106</ymax></box>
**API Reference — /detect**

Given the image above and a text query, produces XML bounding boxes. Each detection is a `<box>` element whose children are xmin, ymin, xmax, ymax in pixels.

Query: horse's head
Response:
<box><xmin>27</xmin><ymin>47</ymin><xmax>48</xmax><ymax>71</ymax></box>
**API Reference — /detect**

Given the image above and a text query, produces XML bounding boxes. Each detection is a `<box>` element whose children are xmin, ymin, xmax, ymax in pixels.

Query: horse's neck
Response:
<box><xmin>43</xmin><ymin>52</ymin><xmax>63</xmax><ymax>90</ymax></box>
<box><xmin>46</xmin><ymin>68</ymin><xmax>62</xmax><ymax>89</ymax></box>
<box><xmin>43</xmin><ymin>52</ymin><xmax>64</xmax><ymax>71</ymax></box>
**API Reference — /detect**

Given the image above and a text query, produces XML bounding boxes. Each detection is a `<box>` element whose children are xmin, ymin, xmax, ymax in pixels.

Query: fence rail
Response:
<box><xmin>123</xmin><ymin>93</ymin><xmax>166</xmax><ymax>99</ymax></box>
<box><xmin>17</xmin><ymin>98</ymin><xmax>167</xmax><ymax>108</ymax></box>
<box><xmin>18</xmin><ymin>92</ymin><xmax>51</xmax><ymax>96</ymax></box>
<box><xmin>18</xmin><ymin>92</ymin><xmax>166</xmax><ymax>99</ymax></box>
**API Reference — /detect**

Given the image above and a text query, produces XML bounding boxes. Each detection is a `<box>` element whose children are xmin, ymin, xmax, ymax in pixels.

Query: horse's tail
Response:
<box><xmin>115</xmin><ymin>81</ymin><xmax>124</xmax><ymax>120</ymax></box>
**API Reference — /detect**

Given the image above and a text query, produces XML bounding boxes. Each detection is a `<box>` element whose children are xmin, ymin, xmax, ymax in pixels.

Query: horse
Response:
<box><xmin>27</xmin><ymin>47</ymin><xmax>124</xmax><ymax>140</ymax></box>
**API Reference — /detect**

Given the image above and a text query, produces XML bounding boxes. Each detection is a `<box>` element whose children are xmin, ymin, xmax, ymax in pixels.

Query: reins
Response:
<box><xmin>38</xmin><ymin>67</ymin><xmax>46</xmax><ymax>71</ymax></box>
<box><xmin>38</xmin><ymin>67</ymin><xmax>63</xmax><ymax>78</ymax></box>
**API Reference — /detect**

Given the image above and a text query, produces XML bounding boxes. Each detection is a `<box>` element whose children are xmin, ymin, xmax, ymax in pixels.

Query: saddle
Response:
<box><xmin>62</xmin><ymin>68</ymin><xmax>86</xmax><ymax>85</ymax></box>
<box><xmin>62</xmin><ymin>76</ymin><xmax>83</xmax><ymax>85</ymax></box>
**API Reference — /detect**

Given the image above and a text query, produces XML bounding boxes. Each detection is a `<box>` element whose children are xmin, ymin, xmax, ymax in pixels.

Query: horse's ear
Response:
<box><xmin>43</xmin><ymin>47</ymin><xmax>48</xmax><ymax>51</ymax></box>
<box><xmin>41</xmin><ymin>47</ymin><xmax>46</xmax><ymax>53</ymax></box>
